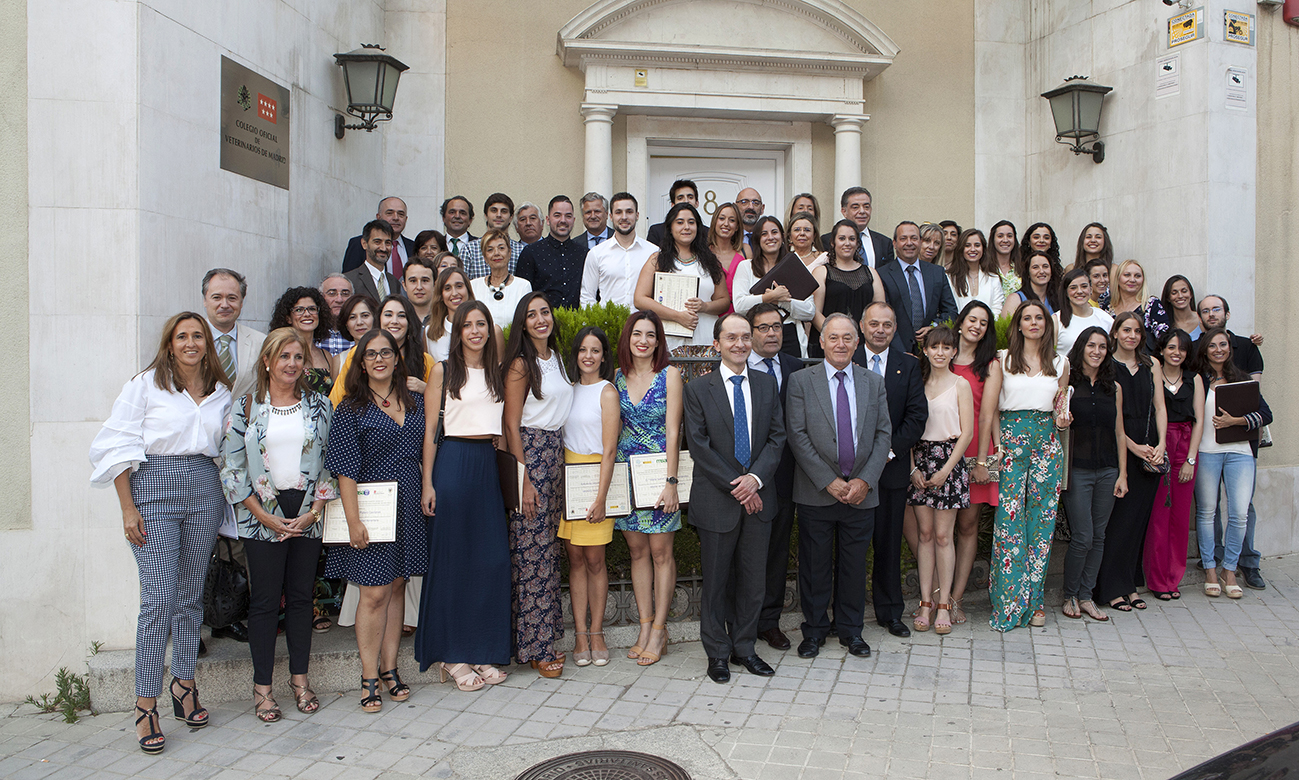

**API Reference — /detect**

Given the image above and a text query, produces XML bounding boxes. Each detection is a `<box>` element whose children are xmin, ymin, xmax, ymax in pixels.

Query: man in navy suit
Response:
<box><xmin>577</xmin><ymin>192</ymin><xmax>614</xmax><ymax>251</ymax></box>
<box><xmin>821</xmin><ymin>187</ymin><xmax>894</xmax><ymax>268</ymax></box>
<box><xmin>341</xmin><ymin>196</ymin><xmax>416</xmax><ymax>275</ymax></box>
<box><xmin>746</xmin><ymin>303</ymin><xmax>805</xmax><ymax>652</ymax></box>
<box><xmin>878</xmin><ymin>221</ymin><xmax>959</xmax><ymax>354</ymax></box>
<box><xmin>854</xmin><ymin>301</ymin><xmax>928</xmax><ymax>637</ymax></box>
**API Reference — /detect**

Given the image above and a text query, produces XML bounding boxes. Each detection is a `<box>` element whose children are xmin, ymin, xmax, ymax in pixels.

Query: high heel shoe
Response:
<box><xmin>378</xmin><ymin>669</ymin><xmax>411</xmax><ymax>702</ymax></box>
<box><xmin>253</xmin><ymin>688</ymin><xmax>282</xmax><ymax>723</ymax></box>
<box><xmin>934</xmin><ymin>603</ymin><xmax>953</xmax><ymax>635</ymax></box>
<box><xmin>135</xmin><ymin>704</ymin><xmax>165</xmax><ymax>754</ymax></box>
<box><xmin>912</xmin><ymin>601</ymin><xmax>934</xmax><ymax>632</ymax></box>
<box><xmin>471</xmin><ymin>665</ymin><xmax>508</xmax><ymax>684</ymax></box>
<box><xmin>359</xmin><ymin>677</ymin><xmax>383</xmax><ymax>713</ymax></box>
<box><xmin>439</xmin><ymin>662</ymin><xmax>485</xmax><ymax>691</ymax></box>
<box><xmin>574</xmin><ymin>632</ymin><xmax>592</xmax><ymax>667</ymax></box>
<box><xmin>590</xmin><ymin>631</ymin><xmax>609</xmax><ymax>667</ymax></box>
<box><xmin>289</xmin><ymin>681</ymin><xmax>319</xmax><ymax>715</ymax></box>
<box><xmin>636</xmin><ymin>624</ymin><xmax>667</xmax><ymax>666</ymax></box>
<box><xmin>627</xmin><ymin>620</ymin><xmax>652</xmax><ymax>659</ymax></box>
<box><xmin>170</xmin><ymin>677</ymin><xmax>208</xmax><ymax>728</ymax></box>
<box><xmin>530</xmin><ymin>654</ymin><xmax>565</xmax><ymax>678</ymax></box>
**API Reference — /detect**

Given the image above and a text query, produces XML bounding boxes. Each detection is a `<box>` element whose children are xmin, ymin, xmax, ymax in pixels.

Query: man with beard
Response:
<box><xmin>516</xmin><ymin>195</ymin><xmax>588</xmax><ymax>309</ymax></box>
<box><xmin>735</xmin><ymin>187</ymin><xmax>764</xmax><ymax>245</ymax></box>
<box><xmin>580</xmin><ymin>192</ymin><xmax>655</xmax><ymax>308</ymax></box>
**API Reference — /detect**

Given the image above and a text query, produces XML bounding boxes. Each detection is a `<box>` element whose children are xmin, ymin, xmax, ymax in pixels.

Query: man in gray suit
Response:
<box><xmin>684</xmin><ymin>313</ymin><xmax>786</xmax><ymax>683</ymax></box>
<box><xmin>786</xmin><ymin>313</ymin><xmax>891</xmax><ymax>658</ymax></box>
<box><xmin>342</xmin><ymin>220</ymin><xmax>401</xmax><ymax>305</ymax></box>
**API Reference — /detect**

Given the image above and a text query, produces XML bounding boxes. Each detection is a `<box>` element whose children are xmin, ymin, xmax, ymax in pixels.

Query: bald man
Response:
<box><xmin>342</xmin><ymin>196</ymin><xmax>416</xmax><ymax>275</ymax></box>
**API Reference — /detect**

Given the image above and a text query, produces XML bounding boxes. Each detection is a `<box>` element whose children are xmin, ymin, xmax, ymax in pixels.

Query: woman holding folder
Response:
<box><xmin>324</xmin><ymin>328</ymin><xmax>428</xmax><ymax>713</ymax></box>
<box><xmin>809</xmin><ymin>219</ymin><xmax>885</xmax><ymax>358</ymax></box>
<box><xmin>733</xmin><ymin>215</ymin><xmax>814</xmax><ymax>358</ymax></box>
<box><xmin>1194</xmin><ymin>327</ymin><xmax>1272</xmax><ymax>599</ymax></box>
<box><xmin>633</xmin><ymin>202</ymin><xmax>730</xmax><ymax>352</ymax></box>
<box><xmin>220</xmin><ymin>328</ymin><xmax>337</xmax><ymax>721</ymax></box>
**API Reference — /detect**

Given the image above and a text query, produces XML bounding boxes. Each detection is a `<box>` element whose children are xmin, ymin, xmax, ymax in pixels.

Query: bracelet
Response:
<box><xmin>310</xmin><ymin>507</ymin><xmax>321</xmax><ymax>522</ymax></box>
<box><xmin>909</xmin><ymin>467</ymin><xmax>919</xmax><ymax>476</ymax></box>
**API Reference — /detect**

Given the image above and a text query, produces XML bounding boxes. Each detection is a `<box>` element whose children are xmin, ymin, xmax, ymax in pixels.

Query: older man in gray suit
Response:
<box><xmin>786</xmin><ymin>313</ymin><xmax>891</xmax><ymax>659</ymax></box>
<box><xmin>684</xmin><ymin>313</ymin><xmax>786</xmax><ymax>683</ymax></box>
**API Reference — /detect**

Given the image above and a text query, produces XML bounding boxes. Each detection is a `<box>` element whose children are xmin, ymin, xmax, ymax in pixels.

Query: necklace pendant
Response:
<box><xmin>382</xmin><ymin>399</ymin><xmax>391</xmax><ymax>408</ymax></box>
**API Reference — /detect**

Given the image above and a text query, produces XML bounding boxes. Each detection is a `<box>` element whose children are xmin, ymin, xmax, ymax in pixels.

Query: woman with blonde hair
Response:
<box><xmin>1109</xmin><ymin>259</ymin><xmax>1148</xmax><ymax>316</ymax></box>
<box><xmin>709</xmin><ymin>202</ymin><xmax>750</xmax><ymax>312</ymax></box>
<box><xmin>785</xmin><ymin>192</ymin><xmax>821</xmax><ymax>232</ymax></box>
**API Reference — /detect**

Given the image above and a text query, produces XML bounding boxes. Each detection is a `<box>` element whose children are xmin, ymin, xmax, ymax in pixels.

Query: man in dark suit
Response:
<box><xmin>577</xmin><ymin>192</ymin><xmax>614</xmax><ymax>251</ymax></box>
<box><xmin>821</xmin><ymin>187</ymin><xmax>894</xmax><ymax>268</ymax></box>
<box><xmin>440</xmin><ymin>195</ymin><xmax>477</xmax><ymax>258</ymax></box>
<box><xmin>854</xmin><ymin>301</ymin><xmax>928</xmax><ymax>637</ymax></box>
<box><xmin>684</xmin><ymin>313</ymin><xmax>786</xmax><ymax>683</ymax></box>
<box><xmin>878</xmin><ymin>221</ymin><xmax>959</xmax><ymax>354</ymax></box>
<box><xmin>342</xmin><ymin>220</ymin><xmax>401</xmax><ymax>304</ymax></box>
<box><xmin>746</xmin><ymin>303</ymin><xmax>805</xmax><ymax>652</ymax></box>
<box><xmin>647</xmin><ymin>179</ymin><xmax>709</xmax><ymax>247</ymax></box>
<box><xmin>786</xmin><ymin>314</ymin><xmax>891</xmax><ymax>659</ymax></box>
<box><xmin>341</xmin><ymin>196</ymin><xmax>416</xmax><ymax>275</ymax></box>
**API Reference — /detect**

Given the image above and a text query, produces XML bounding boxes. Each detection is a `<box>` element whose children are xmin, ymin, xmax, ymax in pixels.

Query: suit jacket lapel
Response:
<box><xmin>887</xmin><ymin>263</ymin><xmax>914</xmax><ymax>321</ymax></box>
<box><xmin>852</xmin><ymin>365</ymin><xmax>873</xmax><ymax>444</ymax></box>
<box><xmin>812</xmin><ymin>367</ymin><xmax>836</xmax><ymax>433</ymax></box>
<box><xmin>707</xmin><ymin>371</ymin><xmax>736</xmax><ymax>433</ymax></box>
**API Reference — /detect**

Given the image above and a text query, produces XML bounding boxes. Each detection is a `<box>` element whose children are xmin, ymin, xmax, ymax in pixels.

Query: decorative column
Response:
<box><xmin>829</xmin><ymin>114</ymin><xmax>867</xmax><ymax>201</ymax></box>
<box><xmin>580</xmin><ymin>103</ymin><xmax>618</xmax><ymax>199</ymax></box>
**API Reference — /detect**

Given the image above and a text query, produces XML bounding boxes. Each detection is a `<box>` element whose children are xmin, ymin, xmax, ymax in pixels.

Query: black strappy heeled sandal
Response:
<box><xmin>378</xmin><ymin>668</ymin><xmax>411</xmax><ymax>702</ymax></box>
<box><xmin>170</xmin><ymin>677</ymin><xmax>209</xmax><ymax>728</ymax></box>
<box><xmin>360</xmin><ymin>677</ymin><xmax>383</xmax><ymax>713</ymax></box>
<box><xmin>135</xmin><ymin>704</ymin><xmax>165</xmax><ymax>754</ymax></box>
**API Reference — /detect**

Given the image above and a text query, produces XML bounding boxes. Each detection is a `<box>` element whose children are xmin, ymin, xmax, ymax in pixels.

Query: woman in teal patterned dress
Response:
<box><xmin>978</xmin><ymin>300</ymin><xmax>1071</xmax><ymax>631</ymax></box>
<box><xmin>614</xmin><ymin>311</ymin><xmax>684</xmax><ymax>667</ymax></box>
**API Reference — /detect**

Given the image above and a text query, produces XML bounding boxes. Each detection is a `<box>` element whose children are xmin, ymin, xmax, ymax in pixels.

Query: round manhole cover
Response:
<box><xmin>515</xmin><ymin>750</ymin><xmax>691</xmax><ymax>780</ymax></box>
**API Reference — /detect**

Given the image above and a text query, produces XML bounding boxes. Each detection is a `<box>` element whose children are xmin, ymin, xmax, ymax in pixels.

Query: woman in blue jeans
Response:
<box><xmin>1195</xmin><ymin>327</ymin><xmax>1272</xmax><ymax>599</ymax></box>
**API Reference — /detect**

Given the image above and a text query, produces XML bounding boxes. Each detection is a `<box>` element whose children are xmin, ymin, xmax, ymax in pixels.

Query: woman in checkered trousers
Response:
<box><xmin>89</xmin><ymin>312</ymin><xmax>233</xmax><ymax>755</ymax></box>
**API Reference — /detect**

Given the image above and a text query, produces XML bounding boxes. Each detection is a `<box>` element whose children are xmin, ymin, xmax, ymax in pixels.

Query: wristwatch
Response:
<box><xmin>1186</xmin><ymin>457</ymin><xmax>1196</xmax><ymax>466</ymax></box>
<box><xmin>665</xmin><ymin>476</ymin><xmax>679</xmax><ymax>485</ymax></box>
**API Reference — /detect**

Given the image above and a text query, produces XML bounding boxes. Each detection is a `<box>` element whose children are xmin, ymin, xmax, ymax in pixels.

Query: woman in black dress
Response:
<box><xmin>809</xmin><ymin>218</ymin><xmax>884</xmax><ymax>357</ymax></box>
<box><xmin>1094</xmin><ymin>312</ymin><xmax>1167</xmax><ymax>612</ymax></box>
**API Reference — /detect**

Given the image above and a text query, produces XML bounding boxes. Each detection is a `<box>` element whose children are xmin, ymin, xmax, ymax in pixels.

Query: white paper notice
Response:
<box><xmin>629</xmin><ymin>450</ymin><xmax>694</xmax><ymax>508</ymax></box>
<box><xmin>322</xmin><ymin>481</ymin><xmax>399</xmax><ymax>544</ymax></box>
<box><xmin>1226</xmin><ymin>67</ymin><xmax>1247</xmax><ymax>110</ymax></box>
<box><xmin>1156</xmin><ymin>54</ymin><xmax>1180</xmax><ymax>99</ymax></box>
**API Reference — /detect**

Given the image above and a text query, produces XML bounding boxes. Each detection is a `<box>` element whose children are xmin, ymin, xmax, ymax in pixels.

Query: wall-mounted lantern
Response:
<box><xmin>333</xmin><ymin>44</ymin><xmax>409</xmax><ymax>139</ymax></box>
<box><xmin>1041</xmin><ymin>76</ymin><xmax>1113</xmax><ymax>163</ymax></box>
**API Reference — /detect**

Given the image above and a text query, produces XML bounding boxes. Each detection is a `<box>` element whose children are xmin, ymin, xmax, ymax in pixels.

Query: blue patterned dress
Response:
<box><xmin>614</xmin><ymin>369</ymin><xmax>682</xmax><ymax>533</ymax></box>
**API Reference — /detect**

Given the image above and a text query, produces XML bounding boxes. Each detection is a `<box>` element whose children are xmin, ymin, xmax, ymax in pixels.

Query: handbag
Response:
<box><xmin>1140</xmin><ymin>371</ymin><xmax>1171</xmax><ymax>474</ymax></box>
<box><xmin>202</xmin><ymin>538</ymin><xmax>250</xmax><ymax>629</ymax></box>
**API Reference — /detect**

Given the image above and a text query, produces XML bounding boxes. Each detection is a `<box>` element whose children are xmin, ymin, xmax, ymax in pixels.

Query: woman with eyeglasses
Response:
<box><xmin>269</xmin><ymin>287</ymin><xmax>337</xmax><ymax>393</ymax></box>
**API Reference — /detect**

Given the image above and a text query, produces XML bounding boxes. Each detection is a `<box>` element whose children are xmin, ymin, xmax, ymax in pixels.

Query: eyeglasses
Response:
<box><xmin>736</xmin><ymin>198</ymin><xmax>762</xmax><ymax>207</ymax></box>
<box><xmin>1200</xmin><ymin>306</ymin><xmax>1224</xmax><ymax>315</ymax></box>
<box><xmin>363</xmin><ymin>348</ymin><xmax>396</xmax><ymax>361</ymax></box>
<box><xmin>752</xmin><ymin>323</ymin><xmax>783</xmax><ymax>334</ymax></box>
<box><xmin>292</xmin><ymin>306</ymin><xmax>319</xmax><ymax>316</ymax></box>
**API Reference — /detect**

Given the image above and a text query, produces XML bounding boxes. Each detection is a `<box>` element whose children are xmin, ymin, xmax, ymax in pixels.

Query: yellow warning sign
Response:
<box><xmin>1168</xmin><ymin>8</ymin><xmax>1203</xmax><ymax>48</ymax></box>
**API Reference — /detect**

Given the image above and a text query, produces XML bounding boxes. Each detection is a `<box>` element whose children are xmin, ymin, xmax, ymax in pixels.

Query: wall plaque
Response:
<box><xmin>220</xmin><ymin>56</ymin><xmax>290</xmax><ymax>190</ymax></box>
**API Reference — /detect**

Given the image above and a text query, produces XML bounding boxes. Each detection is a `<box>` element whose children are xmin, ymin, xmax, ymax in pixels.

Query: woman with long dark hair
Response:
<box><xmin>1060</xmin><ymin>327</ymin><xmax>1127</xmax><ymax>622</ymax></box>
<box><xmin>338</xmin><ymin>294</ymin><xmax>378</xmax><ymax>343</ymax></box>
<box><xmin>1001</xmin><ymin>250</ymin><xmax>1061</xmax><ymax>317</ymax></box>
<box><xmin>330</xmin><ymin>296</ymin><xmax>432</xmax><ymax>404</ymax></box>
<box><xmin>90</xmin><ymin>312</ymin><xmax>232</xmax><ymax>754</ymax></box>
<box><xmin>734</xmin><ymin>215</ymin><xmax>814</xmax><ymax>357</ymax></box>
<box><xmin>427</xmin><ymin>267</ymin><xmax>496</xmax><ymax>362</ymax></box>
<box><xmin>809</xmin><ymin>218</ymin><xmax>885</xmax><ymax>358</ymax></box>
<box><xmin>950</xmin><ymin>301</ymin><xmax>1002</xmax><ymax>625</ymax></box>
<box><xmin>1094</xmin><ymin>313</ymin><xmax>1166</xmax><ymax>613</ymax></box>
<box><xmin>1021</xmin><ymin>222</ymin><xmax>1061</xmax><ymax>270</ymax></box>
<box><xmin>418</xmin><ymin>301</ymin><xmax>512</xmax><ymax>690</ymax></box>
<box><xmin>1142</xmin><ymin>274</ymin><xmax>1202</xmax><ymax>352</ymax></box>
<box><xmin>269</xmin><ymin>287</ymin><xmax>337</xmax><ymax>393</ymax></box>
<box><xmin>989</xmin><ymin>220</ymin><xmax>1021</xmax><ymax>298</ymax></box>
<box><xmin>634</xmin><ymin>202</ymin><xmax>730</xmax><ymax>350</ymax></box>
<box><xmin>324</xmin><ymin>328</ymin><xmax>427</xmax><ymax>713</ymax></box>
<box><xmin>944</xmin><ymin>228</ymin><xmax>1005</xmax><ymax>314</ymax></box>
<box><xmin>1055</xmin><ymin>268</ymin><xmax>1114</xmax><ymax>354</ymax></box>
<box><xmin>1073</xmin><ymin>222</ymin><xmax>1113</xmax><ymax>271</ymax></box>
<box><xmin>1145</xmin><ymin>328</ymin><xmax>1204</xmax><ymax>600</ymax></box>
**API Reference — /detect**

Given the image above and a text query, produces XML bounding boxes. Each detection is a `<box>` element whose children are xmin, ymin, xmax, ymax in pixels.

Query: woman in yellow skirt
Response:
<box><xmin>559</xmin><ymin>326</ymin><xmax>622</xmax><ymax>667</ymax></box>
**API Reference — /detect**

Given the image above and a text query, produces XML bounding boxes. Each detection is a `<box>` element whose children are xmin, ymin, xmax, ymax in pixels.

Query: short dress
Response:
<box><xmin>614</xmin><ymin>369</ymin><xmax>682</xmax><ymax>533</ymax></box>
<box><xmin>559</xmin><ymin>379</ymin><xmax>616</xmax><ymax>545</ymax></box>
<box><xmin>324</xmin><ymin>394</ymin><xmax>429</xmax><ymax>586</ymax></box>
<box><xmin>908</xmin><ymin>380</ymin><xmax>970</xmax><ymax>510</ymax></box>
<box><xmin>952</xmin><ymin>360</ymin><xmax>998</xmax><ymax>506</ymax></box>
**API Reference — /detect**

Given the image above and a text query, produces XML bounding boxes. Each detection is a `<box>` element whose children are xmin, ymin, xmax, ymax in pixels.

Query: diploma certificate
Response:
<box><xmin>629</xmin><ymin>451</ymin><xmax>694</xmax><ymax>508</ymax></box>
<box><xmin>654</xmin><ymin>272</ymin><xmax>700</xmax><ymax>338</ymax></box>
<box><xmin>322</xmin><ymin>481</ymin><xmax>399</xmax><ymax>544</ymax></box>
<box><xmin>564</xmin><ymin>462</ymin><xmax>632</xmax><ymax>520</ymax></box>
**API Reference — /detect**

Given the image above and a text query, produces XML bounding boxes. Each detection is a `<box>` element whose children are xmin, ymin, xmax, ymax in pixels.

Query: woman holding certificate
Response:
<box><xmin>559</xmin><ymin>326</ymin><xmax>621</xmax><ymax>667</ymax></box>
<box><xmin>324</xmin><ymin>329</ymin><xmax>428</xmax><ymax>713</ymax></box>
<box><xmin>733</xmin><ymin>216</ymin><xmax>813</xmax><ymax>358</ymax></box>
<box><xmin>220</xmin><ymin>328</ymin><xmax>337</xmax><ymax>721</ymax></box>
<box><xmin>503</xmin><ymin>292</ymin><xmax>575</xmax><ymax>678</ymax></box>
<box><xmin>615</xmin><ymin>311</ymin><xmax>684</xmax><ymax>667</ymax></box>
<box><xmin>633</xmin><ymin>202</ymin><xmax>730</xmax><ymax>355</ymax></box>
<box><xmin>809</xmin><ymin>219</ymin><xmax>885</xmax><ymax>358</ymax></box>
<box><xmin>418</xmin><ymin>301</ymin><xmax>513</xmax><ymax>691</ymax></box>
<box><xmin>90</xmin><ymin>312</ymin><xmax>230</xmax><ymax>754</ymax></box>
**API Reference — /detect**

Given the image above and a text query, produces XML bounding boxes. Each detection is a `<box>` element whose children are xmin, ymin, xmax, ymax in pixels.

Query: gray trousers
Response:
<box><xmin>698</xmin><ymin>515</ymin><xmax>770</xmax><ymax>659</ymax></box>
<box><xmin>1062</xmin><ymin>467</ymin><xmax>1119</xmax><ymax>600</ymax></box>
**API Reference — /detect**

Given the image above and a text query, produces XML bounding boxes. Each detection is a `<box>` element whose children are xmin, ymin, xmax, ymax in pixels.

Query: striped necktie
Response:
<box><xmin>217</xmin><ymin>334</ymin><xmax>236</xmax><ymax>381</ymax></box>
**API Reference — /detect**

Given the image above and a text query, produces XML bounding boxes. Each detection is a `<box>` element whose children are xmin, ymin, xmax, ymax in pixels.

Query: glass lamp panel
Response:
<box><xmin>378</xmin><ymin>65</ymin><xmax>402</xmax><ymax>112</ymax></box>
<box><xmin>1048</xmin><ymin>92</ymin><xmax>1076</xmax><ymax>139</ymax></box>
<box><xmin>1077</xmin><ymin>91</ymin><xmax>1105</xmax><ymax>135</ymax></box>
<box><xmin>346</xmin><ymin>60</ymin><xmax>381</xmax><ymax>109</ymax></box>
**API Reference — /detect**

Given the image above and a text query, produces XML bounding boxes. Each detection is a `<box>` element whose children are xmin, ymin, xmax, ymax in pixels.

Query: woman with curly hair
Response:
<box><xmin>269</xmin><ymin>287</ymin><xmax>336</xmax><ymax>394</ymax></box>
<box><xmin>1021</xmin><ymin>222</ymin><xmax>1062</xmax><ymax>271</ymax></box>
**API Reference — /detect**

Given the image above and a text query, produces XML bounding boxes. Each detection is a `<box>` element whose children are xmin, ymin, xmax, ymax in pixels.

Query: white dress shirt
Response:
<box><xmin>89</xmin><ymin>370</ymin><xmax>233</xmax><ymax>485</ymax></box>
<box><xmin>391</xmin><ymin>236</ymin><xmax>409</xmax><ymax>277</ymax></box>
<box><xmin>859</xmin><ymin>230</ymin><xmax>877</xmax><ymax>265</ymax></box>
<box><xmin>823</xmin><ymin>359</ymin><xmax>858</xmax><ymax>436</ymax></box>
<box><xmin>580</xmin><ymin>235</ymin><xmax>655</xmax><ymax>308</ymax></box>
<box><xmin>898</xmin><ymin>258</ymin><xmax>927</xmax><ymax>312</ymax></box>
<box><xmin>718</xmin><ymin>362</ymin><xmax>762</xmax><ymax>487</ymax></box>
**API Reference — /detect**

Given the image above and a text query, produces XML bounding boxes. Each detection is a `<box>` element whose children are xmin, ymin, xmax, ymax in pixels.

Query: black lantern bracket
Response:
<box><xmin>1041</xmin><ymin>75</ymin><xmax>1113</xmax><ymax>164</ymax></box>
<box><xmin>333</xmin><ymin>44</ymin><xmax>410</xmax><ymax>139</ymax></box>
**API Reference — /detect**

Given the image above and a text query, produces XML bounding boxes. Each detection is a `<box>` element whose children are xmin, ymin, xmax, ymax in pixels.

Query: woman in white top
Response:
<box><xmin>979</xmin><ymin>300</ymin><xmax>1071</xmax><ymax>632</ymax></box>
<box><xmin>88</xmin><ymin>312</ymin><xmax>232</xmax><ymax>754</ymax></box>
<box><xmin>945</xmin><ymin>228</ymin><xmax>1006</xmax><ymax>315</ymax></box>
<box><xmin>470</xmin><ymin>228</ymin><xmax>532</xmax><ymax>327</ymax></box>
<box><xmin>425</xmin><ymin>267</ymin><xmax>503</xmax><ymax>362</ymax></box>
<box><xmin>558</xmin><ymin>326</ymin><xmax>621</xmax><ymax>668</ymax></box>
<box><xmin>1055</xmin><ymin>268</ymin><xmax>1114</xmax><ymax>354</ymax></box>
<box><xmin>634</xmin><ymin>202</ymin><xmax>730</xmax><ymax>351</ymax></box>
<box><xmin>1195</xmin><ymin>327</ymin><xmax>1272</xmax><ymax>599</ymax></box>
<box><xmin>503</xmin><ymin>292</ymin><xmax>576</xmax><ymax>678</ymax></box>
<box><xmin>907</xmin><ymin>326</ymin><xmax>974</xmax><ymax>636</ymax></box>
<box><xmin>733</xmin><ymin>215</ymin><xmax>815</xmax><ymax>357</ymax></box>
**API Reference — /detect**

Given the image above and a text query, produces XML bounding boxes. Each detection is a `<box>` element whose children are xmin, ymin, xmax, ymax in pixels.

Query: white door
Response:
<box><xmin>646</xmin><ymin>147</ymin><xmax>783</xmax><ymax>228</ymax></box>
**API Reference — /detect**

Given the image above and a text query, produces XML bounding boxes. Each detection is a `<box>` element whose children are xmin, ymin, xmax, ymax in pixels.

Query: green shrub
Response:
<box><xmin>995</xmin><ymin>311</ymin><xmax>1013</xmax><ymax>350</ymax></box>
<box><xmin>503</xmin><ymin>302</ymin><xmax>632</xmax><ymax>368</ymax></box>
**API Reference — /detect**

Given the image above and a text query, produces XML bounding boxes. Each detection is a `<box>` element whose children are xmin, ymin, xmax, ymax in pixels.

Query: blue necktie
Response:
<box><xmin>871</xmin><ymin>354</ymin><xmax>884</xmax><ymax>377</ymax></box>
<box><xmin>835</xmin><ymin>371</ymin><xmax>854</xmax><ymax>477</ymax></box>
<box><xmin>731</xmin><ymin>375</ymin><xmax>750</xmax><ymax>470</ymax></box>
<box><xmin>906</xmin><ymin>265</ymin><xmax>925</xmax><ymax>329</ymax></box>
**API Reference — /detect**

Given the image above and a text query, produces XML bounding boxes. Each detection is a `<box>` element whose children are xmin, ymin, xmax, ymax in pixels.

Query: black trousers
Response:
<box><xmin>797</xmin><ymin>501</ymin><xmax>874</xmax><ymax>641</ymax></box>
<box><xmin>759</xmin><ymin>495</ymin><xmax>797</xmax><ymax>632</ymax></box>
<box><xmin>872</xmin><ymin>486</ymin><xmax>907</xmax><ymax>624</ymax></box>
<box><xmin>1094</xmin><ymin>454</ymin><xmax>1159</xmax><ymax>604</ymax></box>
<box><xmin>243</xmin><ymin>490</ymin><xmax>321</xmax><ymax>685</ymax></box>
<box><xmin>699</xmin><ymin>515</ymin><xmax>769</xmax><ymax>659</ymax></box>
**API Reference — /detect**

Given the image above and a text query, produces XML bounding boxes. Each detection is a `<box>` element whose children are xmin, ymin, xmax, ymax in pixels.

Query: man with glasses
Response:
<box><xmin>318</xmin><ymin>274</ymin><xmax>355</xmax><ymax>356</ymax></box>
<box><xmin>735</xmin><ymin>188</ymin><xmax>764</xmax><ymax>245</ymax></box>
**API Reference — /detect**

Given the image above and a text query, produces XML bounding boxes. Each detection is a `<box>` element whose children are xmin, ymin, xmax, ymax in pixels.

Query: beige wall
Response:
<box><xmin>444</xmin><ymin>0</ymin><xmax>975</xmax><ymax>236</ymax></box>
<box><xmin>0</xmin><ymin>0</ymin><xmax>31</xmax><ymax>531</ymax></box>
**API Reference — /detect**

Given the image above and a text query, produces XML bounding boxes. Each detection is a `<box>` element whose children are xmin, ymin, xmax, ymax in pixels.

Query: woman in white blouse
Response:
<box><xmin>470</xmin><ymin>228</ymin><xmax>532</xmax><ymax>326</ymax></box>
<box><xmin>633</xmin><ymin>202</ymin><xmax>730</xmax><ymax>351</ymax></box>
<box><xmin>1054</xmin><ymin>268</ymin><xmax>1114</xmax><ymax>354</ymax></box>
<box><xmin>944</xmin><ymin>228</ymin><xmax>1005</xmax><ymax>314</ymax></box>
<box><xmin>733</xmin><ymin>215</ymin><xmax>815</xmax><ymax>357</ymax></box>
<box><xmin>89</xmin><ymin>312</ymin><xmax>233</xmax><ymax>755</ymax></box>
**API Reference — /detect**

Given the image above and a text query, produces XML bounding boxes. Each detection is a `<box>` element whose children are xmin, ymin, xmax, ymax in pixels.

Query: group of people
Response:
<box><xmin>90</xmin><ymin>183</ymin><xmax>1272</xmax><ymax>756</ymax></box>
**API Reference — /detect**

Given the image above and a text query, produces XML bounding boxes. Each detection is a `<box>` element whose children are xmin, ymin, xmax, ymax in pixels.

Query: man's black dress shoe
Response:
<box><xmin>197</xmin><ymin>639</ymin><xmax>208</xmax><ymax>658</ymax></box>
<box><xmin>840</xmin><ymin>635</ymin><xmax>871</xmax><ymax>657</ymax></box>
<box><xmin>707</xmin><ymin>657</ymin><xmax>731</xmax><ymax>683</ymax></box>
<box><xmin>796</xmin><ymin>636</ymin><xmax>826</xmax><ymax>658</ymax></box>
<box><xmin>212</xmin><ymin>621</ymin><xmax>249</xmax><ymax>642</ymax></box>
<box><xmin>758</xmin><ymin>627</ymin><xmax>791</xmax><ymax>651</ymax></box>
<box><xmin>1240</xmin><ymin>566</ymin><xmax>1267</xmax><ymax>590</ymax></box>
<box><xmin>730</xmin><ymin>654</ymin><xmax>775</xmax><ymax>676</ymax></box>
<box><xmin>879</xmin><ymin>619</ymin><xmax>911</xmax><ymax>638</ymax></box>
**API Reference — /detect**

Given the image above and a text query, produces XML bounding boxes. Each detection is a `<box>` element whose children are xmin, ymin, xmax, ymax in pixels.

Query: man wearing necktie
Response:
<box><xmin>684</xmin><ymin>314</ymin><xmax>786</xmax><ymax>683</ymax></box>
<box><xmin>878</xmin><ymin>221</ymin><xmax>959</xmax><ymax>354</ymax></box>
<box><xmin>342</xmin><ymin>220</ymin><xmax>401</xmax><ymax>309</ymax></box>
<box><xmin>785</xmin><ymin>314</ymin><xmax>891</xmax><ymax>659</ymax></box>
<box><xmin>441</xmin><ymin>195</ymin><xmax>477</xmax><ymax>257</ymax></box>
<box><xmin>578</xmin><ymin>192</ymin><xmax>614</xmax><ymax>250</ymax></box>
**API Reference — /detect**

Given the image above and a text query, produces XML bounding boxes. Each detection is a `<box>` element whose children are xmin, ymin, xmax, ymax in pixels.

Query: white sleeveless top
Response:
<box><xmin>563</xmin><ymin>380</ymin><xmax>611</xmax><ymax>455</ymax></box>
<box><xmin>444</xmin><ymin>366</ymin><xmax>503</xmax><ymax>436</ymax></box>
<box><xmin>664</xmin><ymin>259</ymin><xmax>718</xmax><ymax>349</ymax></box>
<box><xmin>921</xmin><ymin>381</ymin><xmax>963</xmax><ymax>441</ymax></box>
<box><xmin>520</xmin><ymin>351</ymin><xmax>575</xmax><ymax>431</ymax></box>
<box><xmin>999</xmin><ymin>352</ymin><xmax>1066</xmax><ymax>412</ymax></box>
<box><xmin>429</xmin><ymin>318</ymin><xmax>453</xmax><ymax>362</ymax></box>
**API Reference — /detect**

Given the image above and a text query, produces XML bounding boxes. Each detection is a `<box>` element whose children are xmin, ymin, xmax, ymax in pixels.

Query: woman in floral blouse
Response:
<box><xmin>221</xmin><ymin>327</ymin><xmax>337</xmax><ymax>722</ymax></box>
